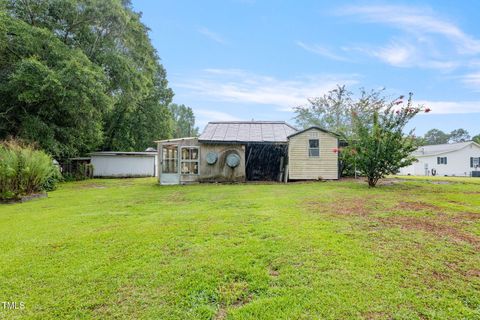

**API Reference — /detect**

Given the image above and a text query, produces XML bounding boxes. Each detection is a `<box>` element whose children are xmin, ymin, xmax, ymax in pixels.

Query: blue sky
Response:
<box><xmin>132</xmin><ymin>1</ymin><xmax>480</xmax><ymax>136</ymax></box>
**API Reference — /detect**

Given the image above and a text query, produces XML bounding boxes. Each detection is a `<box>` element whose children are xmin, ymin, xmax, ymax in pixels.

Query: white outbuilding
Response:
<box><xmin>90</xmin><ymin>151</ymin><xmax>158</xmax><ymax>177</ymax></box>
<box><xmin>399</xmin><ymin>141</ymin><xmax>480</xmax><ymax>177</ymax></box>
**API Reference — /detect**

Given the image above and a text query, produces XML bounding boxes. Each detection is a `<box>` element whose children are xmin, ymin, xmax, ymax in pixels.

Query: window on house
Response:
<box><xmin>437</xmin><ymin>157</ymin><xmax>447</xmax><ymax>165</ymax></box>
<box><xmin>181</xmin><ymin>147</ymin><xmax>199</xmax><ymax>175</ymax></box>
<box><xmin>309</xmin><ymin>139</ymin><xmax>320</xmax><ymax>157</ymax></box>
<box><xmin>472</xmin><ymin>157</ymin><xmax>480</xmax><ymax>168</ymax></box>
<box><xmin>162</xmin><ymin>145</ymin><xmax>178</xmax><ymax>173</ymax></box>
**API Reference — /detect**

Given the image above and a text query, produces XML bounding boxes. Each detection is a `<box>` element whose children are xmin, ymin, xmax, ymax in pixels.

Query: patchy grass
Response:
<box><xmin>0</xmin><ymin>177</ymin><xmax>479</xmax><ymax>319</ymax></box>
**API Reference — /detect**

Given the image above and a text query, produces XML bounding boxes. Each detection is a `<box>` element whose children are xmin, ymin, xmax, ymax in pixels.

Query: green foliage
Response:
<box><xmin>448</xmin><ymin>128</ymin><xmax>470</xmax><ymax>143</ymax></box>
<box><xmin>294</xmin><ymin>85</ymin><xmax>384</xmax><ymax>138</ymax></box>
<box><xmin>2</xmin><ymin>0</ymin><xmax>175</xmax><ymax>155</ymax></box>
<box><xmin>422</xmin><ymin>129</ymin><xmax>450</xmax><ymax>145</ymax></box>
<box><xmin>169</xmin><ymin>103</ymin><xmax>199</xmax><ymax>138</ymax></box>
<box><xmin>473</xmin><ymin>134</ymin><xmax>480</xmax><ymax>144</ymax></box>
<box><xmin>62</xmin><ymin>163</ymin><xmax>94</xmax><ymax>182</ymax></box>
<box><xmin>0</xmin><ymin>13</ymin><xmax>111</xmax><ymax>159</ymax></box>
<box><xmin>345</xmin><ymin>93</ymin><xmax>427</xmax><ymax>187</ymax></box>
<box><xmin>294</xmin><ymin>86</ymin><xmax>396</xmax><ymax>177</ymax></box>
<box><xmin>421</xmin><ymin>128</ymin><xmax>472</xmax><ymax>145</ymax></box>
<box><xmin>0</xmin><ymin>139</ymin><xmax>61</xmax><ymax>200</ymax></box>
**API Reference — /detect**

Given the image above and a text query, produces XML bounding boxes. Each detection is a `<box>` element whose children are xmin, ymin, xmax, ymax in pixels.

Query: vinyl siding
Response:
<box><xmin>288</xmin><ymin>129</ymin><xmax>338</xmax><ymax>180</ymax></box>
<box><xmin>398</xmin><ymin>142</ymin><xmax>480</xmax><ymax>176</ymax></box>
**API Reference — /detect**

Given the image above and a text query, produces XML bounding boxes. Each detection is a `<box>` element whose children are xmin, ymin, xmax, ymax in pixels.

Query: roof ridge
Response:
<box><xmin>419</xmin><ymin>141</ymin><xmax>472</xmax><ymax>148</ymax></box>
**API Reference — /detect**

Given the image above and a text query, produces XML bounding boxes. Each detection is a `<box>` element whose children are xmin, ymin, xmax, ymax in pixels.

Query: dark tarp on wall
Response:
<box><xmin>245</xmin><ymin>143</ymin><xmax>288</xmax><ymax>181</ymax></box>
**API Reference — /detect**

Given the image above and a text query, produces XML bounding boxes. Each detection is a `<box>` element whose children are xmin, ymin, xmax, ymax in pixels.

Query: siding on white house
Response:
<box><xmin>91</xmin><ymin>153</ymin><xmax>158</xmax><ymax>177</ymax></box>
<box><xmin>288</xmin><ymin>128</ymin><xmax>338</xmax><ymax>180</ymax></box>
<box><xmin>399</xmin><ymin>142</ymin><xmax>480</xmax><ymax>176</ymax></box>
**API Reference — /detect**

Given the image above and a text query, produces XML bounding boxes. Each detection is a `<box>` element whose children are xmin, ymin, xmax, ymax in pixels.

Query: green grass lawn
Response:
<box><xmin>1</xmin><ymin>178</ymin><xmax>479</xmax><ymax>319</ymax></box>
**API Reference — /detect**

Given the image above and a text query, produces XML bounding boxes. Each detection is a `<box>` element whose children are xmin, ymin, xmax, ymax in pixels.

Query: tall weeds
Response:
<box><xmin>0</xmin><ymin>140</ymin><xmax>61</xmax><ymax>200</ymax></box>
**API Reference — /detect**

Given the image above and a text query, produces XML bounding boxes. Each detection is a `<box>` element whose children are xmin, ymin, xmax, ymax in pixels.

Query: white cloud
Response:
<box><xmin>373</xmin><ymin>42</ymin><xmax>415</xmax><ymax>66</ymax></box>
<box><xmin>296</xmin><ymin>41</ymin><xmax>349</xmax><ymax>61</ymax></box>
<box><xmin>417</xmin><ymin>100</ymin><xmax>480</xmax><ymax>114</ymax></box>
<box><xmin>338</xmin><ymin>5</ymin><xmax>480</xmax><ymax>54</ymax></box>
<box><xmin>461</xmin><ymin>72</ymin><xmax>480</xmax><ymax>89</ymax></box>
<box><xmin>336</xmin><ymin>5</ymin><xmax>478</xmax><ymax>73</ymax></box>
<box><xmin>194</xmin><ymin>110</ymin><xmax>242</xmax><ymax>128</ymax></box>
<box><xmin>197</xmin><ymin>27</ymin><xmax>227</xmax><ymax>44</ymax></box>
<box><xmin>176</xmin><ymin>69</ymin><xmax>359</xmax><ymax>111</ymax></box>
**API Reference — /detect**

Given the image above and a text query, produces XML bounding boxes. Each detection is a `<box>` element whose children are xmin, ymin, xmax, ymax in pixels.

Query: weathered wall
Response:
<box><xmin>198</xmin><ymin>144</ymin><xmax>246</xmax><ymax>182</ymax></box>
<box><xmin>91</xmin><ymin>155</ymin><xmax>157</xmax><ymax>177</ymax></box>
<box><xmin>288</xmin><ymin>128</ymin><xmax>338</xmax><ymax>180</ymax></box>
<box><xmin>157</xmin><ymin>138</ymin><xmax>199</xmax><ymax>184</ymax></box>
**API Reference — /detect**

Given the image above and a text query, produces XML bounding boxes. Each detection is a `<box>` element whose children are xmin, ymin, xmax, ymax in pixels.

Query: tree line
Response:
<box><xmin>419</xmin><ymin>129</ymin><xmax>479</xmax><ymax>145</ymax></box>
<box><xmin>0</xmin><ymin>0</ymin><xmax>197</xmax><ymax>160</ymax></box>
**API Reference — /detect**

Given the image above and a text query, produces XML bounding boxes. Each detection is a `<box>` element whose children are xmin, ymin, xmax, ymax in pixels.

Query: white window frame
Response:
<box><xmin>161</xmin><ymin>145</ymin><xmax>178</xmax><ymax>174</ymax></box>
<box><xmin>308</xmin><ymin>139</ymin><xmax>320</xmax><ymax>157</ymax></box>
<box><xmin>180</xmin><ymin>146</ymin><xmax>200</xmax><ymax>175</ymax></box>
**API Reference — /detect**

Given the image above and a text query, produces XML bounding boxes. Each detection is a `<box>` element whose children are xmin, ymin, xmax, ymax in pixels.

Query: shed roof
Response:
<box><xmin>198</xmin><ymin>121</ymin><xmax>298</xmax><ymax>143</ymax></box>
<box><xmin>90</xmin><ymin>151</ymin><xmax>157</xmax><ymax>157</ymax></box>
<box><xmin>287</xmin><ymin>126</ymin><xmax>339</xmax><ymax>139</ymax></box>
<box><xmin>413</xmin><ymin>141</ymin><xmax>479</xmax><ymax>156</ymax></box>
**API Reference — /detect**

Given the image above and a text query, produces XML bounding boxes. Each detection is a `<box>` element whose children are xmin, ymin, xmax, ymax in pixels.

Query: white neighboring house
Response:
<box><xmin>90</xmin><ymin>151</ymin><xmax>158</xmax><ymax>177</ymax></box>
<box><xmin>399</xmin><ymin>141</ymin><xmax>480</xmax><ymax>177</ymax></box>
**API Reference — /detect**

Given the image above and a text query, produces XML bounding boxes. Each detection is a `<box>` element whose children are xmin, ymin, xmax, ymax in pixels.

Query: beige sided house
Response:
<box><xmin>156</xmin><ymin>121</ymin><xmax>339</xmax><ymax>185</ymax></box>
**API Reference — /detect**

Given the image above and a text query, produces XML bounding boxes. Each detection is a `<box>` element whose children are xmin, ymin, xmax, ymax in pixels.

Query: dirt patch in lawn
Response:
<box><xmin>305</xmin><ymin>197</ymin><xmax>370</xmax><ymax>216</ymax></box>
<box><xmin>381</xmin><ymin>215</ymin><xmax>480</xmax><ymax>249</ymax></box>
<box><xmin>450</xmin><ymin>212</ymin><xmax>480</xmax><ymax>222</ymax></box>
<box><xmin>394</xmin><ymin>201</ymin><xmax>442</xmax><ymax>212</ymax></box>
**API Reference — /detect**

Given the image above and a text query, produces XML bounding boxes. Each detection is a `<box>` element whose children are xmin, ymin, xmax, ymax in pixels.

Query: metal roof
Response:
<box><xmin>287</xmin><ymin>126</ymin><xmax>339</xmax><ymax>139</ymax></box>
<box><xmin>90</xmin><ymin>151</ymin><xmax>157</xmax><ymax>157</ymax></box>
<box><xmin>198</xmin><ymin>121</ymin><xmax>298</xmax><ymax>143</ymax></box>
<box><xmin>413</xmin><ymin>141</ymin><xmax>479</xmax><ymax>156</ymax></box>
<box><xmin>154</xmin><ymin>137</ymin><xmax>197</xmax><ymax>143</ymax></box>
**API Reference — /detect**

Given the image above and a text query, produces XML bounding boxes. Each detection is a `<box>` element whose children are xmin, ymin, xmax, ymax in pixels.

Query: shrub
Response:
<box><xmin>0</xmin><ymin>140</ymin><xmax>61</xmax><ymax>200</ymax></box>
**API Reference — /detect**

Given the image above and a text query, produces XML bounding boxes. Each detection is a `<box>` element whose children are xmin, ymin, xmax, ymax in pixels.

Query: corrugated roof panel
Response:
<box><xmin>250</xmin><ymin>123</ymin><xmax>263</xmax><ymax>141</ymax></box>
<box><xmin>224</xmin><ymin>123</ymin><xmax>240</xmax><ymax>140</ymax></box>
<box><xmin>198</xmin><ymin>121</ymin><xmax>298</xmax><ymax>143</ymax></box>
<box><xmin>261</xmin><ymin>123</ymin><xmax>275</xmax><ymax>142</ymax></box>
<box><xmin>237</xmin><ymin>123</ymin><xmax>251</xmax><ymax>141</ymax></box>
<box><xmin>200</xmin><ymin>123</ymin><xmax>217</xmax><ymax>140</ymax></box>
<box><xmin>273</xmin><ymin>124</ymin><xmax>287</xmax><ymax>142</ymax></box>
<box><xmin>211</xmin><ymin>123</ymin><xmax>228</xmax><ymax>140</ymax></box>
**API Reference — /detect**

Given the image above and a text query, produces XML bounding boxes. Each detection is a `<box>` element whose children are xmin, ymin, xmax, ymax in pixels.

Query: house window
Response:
<box><xmin>472</xmin><ymin>157</ymin><xmax>480</xmax><ymax>168</ymax></box>
<box><xmin>181</xmin><ymin>147</ymin><xmax>199</xmax><ymax>175</ymax></box>
<box><xmin>162</xmin><ymin>145</ymin><xmax>178</xmax><ymax>173</ymax></box>
<box><xmin>437</xmin><ymin>157</ymin><xmax>447</xmax><ymax>165</ymax></box>
<box><xmin>309</xmin><ymin>139</ymin><xmax>320</xmax><ymax>157</ymax></box>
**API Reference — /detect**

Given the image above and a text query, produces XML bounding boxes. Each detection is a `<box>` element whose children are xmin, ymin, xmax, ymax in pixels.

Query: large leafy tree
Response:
<box><xmin>423</xmin><ymin>129</ymin><xmax>450</xmax><ymax>145</ymax></box>
<box><xmin>168</xmin><ymin>104</ymin><xmax>199</xmax><ymax>138</ymax></box>
<box><xmin>345</xmin><ymin>94</ymin><xmax>429</xmax><ymax>187</ymax></box>
<box><xmin>294</xmin><ymin>85</ymin><xmax>390</xmax><ymax>136</ymax></box>
<box><xmin>294</xmin><ymin>85</ymin><xmax>389</xmax><ymax>176</ymax></box>
<box><xmin>0</xmin><ymin>13</ymin><xmax>111</xmax><ymax>158</ymax></box>
<box><xmin>448</xmin><ymin>128</ymin><xmax>470</xmax><ymax>143</ymax></box>
<box><xmin>4</xmin><ymin>0</ymin><xmax>174</xmax><ymax>153</ymax></box>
